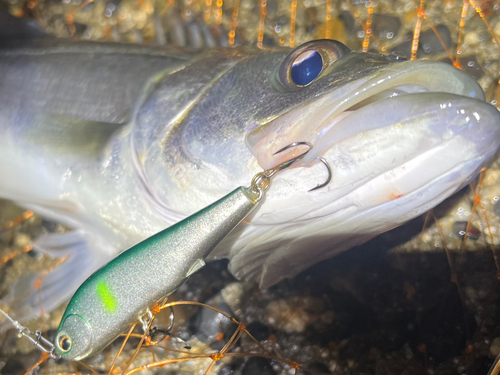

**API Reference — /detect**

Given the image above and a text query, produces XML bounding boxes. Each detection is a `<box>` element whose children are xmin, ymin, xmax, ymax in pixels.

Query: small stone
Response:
<box><xmin>452</xmin><ymin>221</ymin><xmax>481</xmax><ymax>241</ymax></box>
<box><xmin>13</xmin><ymin>233</ymin><xmax>31</xmax><ymax>248</ymax></box>
<box><xmin>464</xmin><ymin>31</ymin><xmax>480</xmax><ymax>46</ymax></box>
<box><xmin>265</xmin><ymin>299</ymin><xmax>311</xmax><ymax>333</ymax></box>
<box><xmin>490</xmin><ymin>337</ymin><xmax>500</xmax><ymax>357</ymax></box>
<box><xmin>221</xmin><ymin>282</ymin><xmax>248</xmax><ymax>312</ymax></box>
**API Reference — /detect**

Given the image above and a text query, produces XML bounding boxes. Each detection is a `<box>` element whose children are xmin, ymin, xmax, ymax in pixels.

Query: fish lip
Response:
<box><xmin>246</xmin><ymin>59</ymin><xmax>486</xmax><ymax>169</ymax></box>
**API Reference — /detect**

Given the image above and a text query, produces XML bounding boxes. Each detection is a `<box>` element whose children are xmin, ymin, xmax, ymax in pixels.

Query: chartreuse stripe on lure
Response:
<box><xmin>54</xmin><ymin>185</ymin><xmax>264</xmax><ymax>361</ymax></box>
<box><xmin>95</xmin><ymin>280</ymin><xmax>118</xmax><ymax>313</ymax></box>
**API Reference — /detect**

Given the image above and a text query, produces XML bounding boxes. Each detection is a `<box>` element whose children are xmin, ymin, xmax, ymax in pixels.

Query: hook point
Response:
<box><xmin>308</xmin><ymin>156</ymin><xmax>332</xmax><ymax>192</ymax></box>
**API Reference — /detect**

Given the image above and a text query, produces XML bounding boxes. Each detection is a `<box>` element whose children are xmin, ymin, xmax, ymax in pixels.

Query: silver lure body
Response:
<box><xmin>54</xmin><ymin>186</ymin><xmax>260</xmax><ymax>360</ymax></box>
<box><xmin>1</xmin><ymin>38</ymin><xmax>500</xmax><ymax>326</ymax></box>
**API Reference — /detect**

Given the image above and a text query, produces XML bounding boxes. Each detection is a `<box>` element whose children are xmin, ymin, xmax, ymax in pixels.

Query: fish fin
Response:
<box><xmin>0</xmin><ymin>230</ymin><xmax>113</xmax><ymax>329</ymax></box>
<box><xmin>28</xmin><ymin>114</ymin><xmax>125</xmax><ymax>158</ymax></box>
<box><xmin>0</xmin><ymin>10</ymin><xmax>48</xmax><ymax>41</ymax></box>
<box><xmin>225</xmin><ymin>226</ymin><xmax>365</xmax><ymax>289</ymax></box>
<box><xmin>185</xmin><ymin>259</ymin><xmax>206</xmax><ymax>278</ymax></box>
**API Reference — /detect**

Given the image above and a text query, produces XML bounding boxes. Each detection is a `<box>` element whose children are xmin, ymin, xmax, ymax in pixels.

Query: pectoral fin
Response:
<box><xmin>28</xmin><ymin>114</ymin><xmax>126</xmax><ymax>157</ymax></box>
<box><xmin>0</xmin><ymin>230</ymin><xmax>114</xmax><ymax>329</ymax></box>
<box><xmin>185</xmin><ymin>259</ymin><xmax>206</xmax><ymax>278</ymax></box>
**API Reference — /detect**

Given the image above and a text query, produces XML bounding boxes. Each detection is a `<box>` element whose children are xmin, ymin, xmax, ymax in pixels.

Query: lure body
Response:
<box><xmin>54</xmin><ymin>186</ymin><xmax>260</xmax><ymax>361</ymax></box>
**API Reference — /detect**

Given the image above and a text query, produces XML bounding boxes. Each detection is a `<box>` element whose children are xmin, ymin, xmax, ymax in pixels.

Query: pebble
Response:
<box><xmin>265</xmin><ymin>296</ymin><xmax>330</xmax><ymax>333</ymax></box>
<box><xmin>490</xmin><ymin>337</ymin><xmax>500</xmax><ymax>357</ymax></box>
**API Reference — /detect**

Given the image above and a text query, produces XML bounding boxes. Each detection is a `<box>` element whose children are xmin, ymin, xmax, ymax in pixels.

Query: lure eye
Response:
<box><xmin>58</xmin><ymin>334</ymin><xmax>72</xmax><ymax>352</ymax></box>
<box><xmin>276</xmin><ymin>39</ymin><xmax>351</xmax><ymax>91</ymax></box>
<box><xmin>55</xmin><ymin>314</ymin><xmax>92</xmax><ymax>360</ymax></box>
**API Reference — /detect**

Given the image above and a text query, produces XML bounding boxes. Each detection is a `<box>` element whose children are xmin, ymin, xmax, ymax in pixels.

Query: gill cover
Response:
<box><xmin>55</xmin><ymin>314</ymin><xmax>93</xmax><ymax>360</ymax></box>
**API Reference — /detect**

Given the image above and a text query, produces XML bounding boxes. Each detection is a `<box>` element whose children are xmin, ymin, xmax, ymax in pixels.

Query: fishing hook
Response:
<box><xmin>269</xmin><ymin>141</ymin><xmax>313</xmax><ymax>175</ymax></box>
<box><xmin>267</xmin><ymin>142</ymin><xmax>332</xmax><ymax>191</ymax></box>
<box><xmin>308</xmin><ymin>156</ymin><xmax>332</xmax><ymax>192</ymax></box>
<box><xmin>249</xmin><ymin>142</ymin><xmax>313</xmax><ymax>197</ymax></box>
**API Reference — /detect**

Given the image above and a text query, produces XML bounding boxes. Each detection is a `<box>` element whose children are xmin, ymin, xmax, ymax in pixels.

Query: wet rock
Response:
<box><xmin>0</xmin><ymin>351</ymin><xmax>45</xmax><ymax>375</ymax></box>
<box><xmin>1</xmin><ymin>358</ymin><xmax>27</xmax><ymax>375</ymax></box>
<box><xmin>241</xmin><ymin>357</ymin><xmax>276</xmax><ymax>375</ymax></box>
<box><xmin>441</xmin><ymin>55</ymin><xmax>484</xmax><ymax>80</ymax></box>
<box><xmin>452</xmin><ymin>221</ymin><xmax>481</xmax><ymax>241</ymax></box>
<box><xmin>188</xmin><ymin>291</ymin><xmax>235</xmax><ymax>350</ymax></box>
<box><xmin>218</xmin><ymin>361</ymin><xmax>243</xmax><ymax>375</ymax></box>
<box><xmin>419</xmin><ymin>24</ymin><xmax>452</xmax><ymax>55</ymax></box>
<box><xmin>494</xmin><ymin>198</ymin><xmax>500</xmax><ymax>217</ymax></box>
<box><xmin>339</xmin><ymin>11</ymin><xmax>355</xmax><ymax>33</ymax></box>
<box><xmin>73</xmin><ymin>22</ymin><xmax>88</xmax><ymax>37</ymax></box>
<box><xmin>340</xmin><ymin>12</ymin><xmax>401</xmax><ymax>42</ymax></box>
<box><xmin>390</xmin><ymin>25</ymin><xmax>452</xmax><ymax>58</ymax></box>
<box><xmin>303</xmin><ymin>361</ymin><xmax>330</xmax><ymax>374</ymax></box>
<box><xmin>371</xmin><ymin>14</ymin><xmax>401</xmax><ymax>41</ymax></box>
<box><xmin>265</xmin><ymin>296</ymin><xmax>332</xmax><ymax>333</ymax></box>
<box><xmin>221</xmin><ymin>282</ymin><xmax>247</xmax><ymax>312</ymax></box>
<box><xmin>266</xmin><ymin>298</ymin><xmax>311</xmax><ymax>333</ymax></box>
<box><xmin>246</xmin><ymin>320</ymin><xmax>270</xmax><ymax>341</ymax></box>
<box><xmin>490</xmin><ymin>337</ymin><xmax>500</xmax><ymax>356</ymax></box>
<box><xmin>340</xmin><ymin>12</ymin><xmax>401</xmax><ymax>50</ymax></box>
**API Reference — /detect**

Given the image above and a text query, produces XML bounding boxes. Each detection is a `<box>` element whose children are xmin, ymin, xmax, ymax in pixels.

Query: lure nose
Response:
<box><xmin>55</xmin><ymin>314</ymin><xmax>93</xmax><ymax>360</ymax></box>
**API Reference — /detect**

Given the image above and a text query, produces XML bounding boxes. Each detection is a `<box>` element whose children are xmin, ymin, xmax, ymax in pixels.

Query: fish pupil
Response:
<box><xmin>290</xmin><ymin>50</ymin><xmax>323</xmax><ymax>86</ymax></box>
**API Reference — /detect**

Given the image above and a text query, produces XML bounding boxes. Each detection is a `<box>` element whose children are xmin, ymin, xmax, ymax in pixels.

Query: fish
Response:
<box><xmin>1</xmin><ymin>25</ymin><xmax>500</xmax><ymax>325</ymax></box>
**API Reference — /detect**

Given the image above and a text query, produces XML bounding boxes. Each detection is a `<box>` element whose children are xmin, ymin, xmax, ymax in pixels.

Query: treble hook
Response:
<box><xmin>268</xmin><ymin>141</ymin><xmax>313</xmax><ymax>176</ymax></box>
<box><xmin>270</xmin><ymin>142</ymin><xmax>332</xmax><ymax>191</ymax></box>
<box><xmin>250</xmin><ymin>142</ymin><xmax>332</xmax><ymax>195</ymax></box>
<box><xmin>308</xmin><ymin>156</ymin><xmax>332</xmax><ymax>192</ymax></box>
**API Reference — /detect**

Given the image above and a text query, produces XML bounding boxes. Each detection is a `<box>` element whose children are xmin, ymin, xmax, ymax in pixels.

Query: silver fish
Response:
<box><xmin>1</xmin><ymin>36</ymin><xmax>499</xmax><ymax>324</ymax></box>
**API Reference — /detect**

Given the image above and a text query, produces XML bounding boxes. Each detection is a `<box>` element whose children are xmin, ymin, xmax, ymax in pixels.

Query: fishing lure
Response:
<box><xmin>1</xmin><ymin>142</ymin><xmax>326</xmax><ymax>362</ymax></box>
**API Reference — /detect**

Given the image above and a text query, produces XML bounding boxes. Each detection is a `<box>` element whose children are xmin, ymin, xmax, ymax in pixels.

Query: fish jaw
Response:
<box><xmin>228</xmin><ymin>89</ymin><xmax>500</xmax><ymax>287</ymax></box>
<box><xmin>246</xmin><ymin>60</ymin><xmax>485</xmax><ymax>169</ymax></box>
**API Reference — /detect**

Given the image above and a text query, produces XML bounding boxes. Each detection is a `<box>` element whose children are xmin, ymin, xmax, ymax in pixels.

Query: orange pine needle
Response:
<box><xmin>289</xmin><ymin>0</ymin><xmax>298</xmax><ymax>47</ymax></box>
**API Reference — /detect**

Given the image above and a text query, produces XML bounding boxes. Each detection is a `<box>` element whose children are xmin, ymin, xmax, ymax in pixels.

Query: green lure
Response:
<box><xmin>53</xmin><ymin>143</ymin><xmax>310</xmax><ymax>361</ymax></box>
<box><xmin>54</xmin><ymin>186</ymin><xmax>261</xmax><ymax>360</ymax></box>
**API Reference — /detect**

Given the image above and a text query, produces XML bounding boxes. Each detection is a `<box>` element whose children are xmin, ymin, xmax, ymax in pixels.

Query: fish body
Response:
<box><xmin>1</xmin><ymin>38</ymin><xmax>499</xmax><ymax>323</ymax></box>
<box><xmin>54</xmin><ymin>186</ymin><xmax>260</xmax><ymax>360</ymax></box>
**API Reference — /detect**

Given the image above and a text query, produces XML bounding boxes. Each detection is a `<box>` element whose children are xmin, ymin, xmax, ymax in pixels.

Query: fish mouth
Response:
<box><xmin>246</xmin><ymin>60</ymin><xmax>488</xmax><ymax>170</ymax></box>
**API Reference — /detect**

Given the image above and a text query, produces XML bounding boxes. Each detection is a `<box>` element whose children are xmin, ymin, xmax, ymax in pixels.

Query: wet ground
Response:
<box><xmin>1</xmin><ymin>0</ymin><xmax>500</xmax><ymax>374</ymax></box>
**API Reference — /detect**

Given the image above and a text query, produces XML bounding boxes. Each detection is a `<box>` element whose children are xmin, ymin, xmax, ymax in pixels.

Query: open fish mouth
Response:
<box><xmin>246</xmin><ymin>59</ymin><xmax>496</xmax><ymax>171</ymax></box>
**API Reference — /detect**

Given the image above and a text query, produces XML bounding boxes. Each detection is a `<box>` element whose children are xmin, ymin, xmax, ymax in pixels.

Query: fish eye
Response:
<box><xmin>276</xmin><ymin>39</ymin><xmax>351</xmax><ymax>91</ymax></box>
<box><xmin>291</xmin><ymin>50</ymin><xmax>323</xmax><ymax>86</ymax></box>
<box><xmin>58</xmin><ymin>334</ymin><xmax>72</xmax><ymax>352</ymax></box>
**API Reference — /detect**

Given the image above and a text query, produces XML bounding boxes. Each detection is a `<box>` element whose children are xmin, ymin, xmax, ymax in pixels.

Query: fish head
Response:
<box><xmin>138</xmin><ymin>40</ymin><xmax>397</xmax><ymax>211</ymax></box>
<box><xmin>136</xmin><ymin>40</ymin><xmax>500</xmax><ymax>286</ymax></box>
<box><xmin>55</xmin><ymin>314</ymin><xmax>93</xmax><ymax>360</ymax></box>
